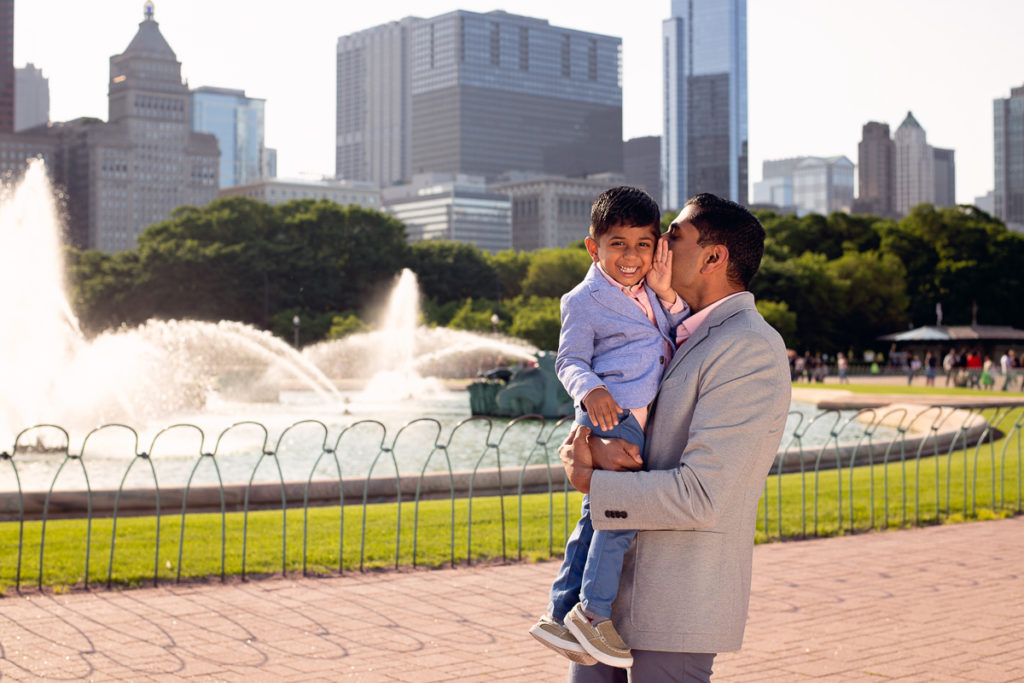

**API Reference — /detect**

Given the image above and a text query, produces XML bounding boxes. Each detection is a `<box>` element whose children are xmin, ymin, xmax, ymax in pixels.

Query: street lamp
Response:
<box><xmin>490</xmin><ymin>313</ymin><xmax>500</xmax><ymax>334</ymax></box>
<box><xmin>292</xmin><ymin>315</ymin><xmax>300</xmax><ymax>349</ymax></box>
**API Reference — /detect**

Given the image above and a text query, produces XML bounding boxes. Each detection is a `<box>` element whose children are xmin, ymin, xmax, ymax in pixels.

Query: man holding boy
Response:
<box><xmin>560</xmin><ymin>193</ymin><xmax>791</xmax><ymax>682</ymax></box>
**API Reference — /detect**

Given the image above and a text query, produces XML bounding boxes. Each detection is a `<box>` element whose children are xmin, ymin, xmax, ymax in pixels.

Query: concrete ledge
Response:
<box><xmin>0</xmin><ymin>463</ymin><xmax>573</xmax><ymax>521</ymax></box>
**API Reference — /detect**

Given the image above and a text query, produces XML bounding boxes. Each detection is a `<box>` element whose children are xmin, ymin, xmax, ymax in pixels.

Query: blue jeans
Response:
<box><xmin>548</xmin><ymin>410</ymin><xmax>645</xmax><ymax>621</ymax></box>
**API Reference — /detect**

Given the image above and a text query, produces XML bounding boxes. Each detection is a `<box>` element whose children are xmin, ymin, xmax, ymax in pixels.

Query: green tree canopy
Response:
<box><xmin>407</xmin><ymin>240</ymin><xmax>498</xmax><ymax>304</ymax></box>
<box><xmin>520</xmin><ymin>248</ymin><xmax>592</xmax><ymax>298</ymax></box>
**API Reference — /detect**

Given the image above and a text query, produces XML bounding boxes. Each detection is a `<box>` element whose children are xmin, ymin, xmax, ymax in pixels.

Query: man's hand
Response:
<box><xmin>559</xmin><ymin>424</ymin><xmax>595</xmax><ymax>494</ymax></box>
<box><xmin>559</xmin><ymin>425</ymin><xmax>643</xmax><ymax>495</ymax></box>
<box><xmin>647</xmin><ymin>236</ymin><xmax>678</xmax><ymax>304</ymax></box>
<box><xmin>589</xmin><ymin>433</ymin><xmax>643</xmax><ymax>472</ymax></box>
<box><xmin>582</xmin><ymin>387</ymin><xmax>621</xmax><ymax>431</ymax></box>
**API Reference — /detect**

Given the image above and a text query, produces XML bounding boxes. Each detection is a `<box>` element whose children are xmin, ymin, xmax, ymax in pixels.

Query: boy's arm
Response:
<box><xmin>555</xmin><ymin>294</ymin><xmax>606</xmax><ymax>405</ymax></box>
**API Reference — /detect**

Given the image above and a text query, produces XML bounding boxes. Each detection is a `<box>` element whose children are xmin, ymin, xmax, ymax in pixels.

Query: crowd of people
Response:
<box><xmin>787</xmin><ymin>347</ymin><xmax>1023</xmax><ymax>391</ymax></box>
<box><xmin>936</xmin><ymin>347</ymin><xmax>1021</xmax><ymax>391</ymax></box>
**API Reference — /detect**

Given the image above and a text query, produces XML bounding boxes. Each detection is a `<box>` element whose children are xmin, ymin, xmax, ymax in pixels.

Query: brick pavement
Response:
<box><xmin>0</xmin><ymin>517</ymin><xmax>1021</xmax><ymax>681</ymax></box>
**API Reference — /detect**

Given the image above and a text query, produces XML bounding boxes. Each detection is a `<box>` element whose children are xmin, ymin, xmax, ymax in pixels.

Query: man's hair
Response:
<box><xmin>684</xmin><ymin>193</ymin><xmax>766</xmax><ymax>289</ymax></box>
<box><xmin>590</xmin><ymin>186</ymin><xmax>661</xmax><ymax>240</ymax></box>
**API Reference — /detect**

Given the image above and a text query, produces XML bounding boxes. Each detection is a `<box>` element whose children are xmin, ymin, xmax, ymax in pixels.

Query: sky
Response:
<box><xmin>14</xmin><ymin>1</ymin><xmax>1024</xmax><ymax>205</ymax></box>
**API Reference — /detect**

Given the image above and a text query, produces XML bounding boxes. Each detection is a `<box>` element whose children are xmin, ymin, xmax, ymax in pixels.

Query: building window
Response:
<box><xmin>561</xmin><ymin>35</ymin><xmax>571</xmax><ymax>77</ymax></box>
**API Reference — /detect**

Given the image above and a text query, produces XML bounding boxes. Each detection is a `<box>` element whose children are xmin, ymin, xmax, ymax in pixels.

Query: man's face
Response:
<box><xmin>665</xmin><ymin>205</ymin><xmax>713</xmax><ymax>295</ymax></box>
<box><xmin>585</xmin><ymin>223</ymin><xmax>659</xmax><ymax>288</ymax></box>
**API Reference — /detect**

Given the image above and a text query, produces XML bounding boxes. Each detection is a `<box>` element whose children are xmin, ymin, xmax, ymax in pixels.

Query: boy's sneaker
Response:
<box><xmin>563</xmin><ymin>602</ymin><xmax>633</xmax><ymax>669</ymax></box>
<box><xmin>529</xmin><ymin>614</ymin><xmax>598</xmax><ymax>666</ymax></box>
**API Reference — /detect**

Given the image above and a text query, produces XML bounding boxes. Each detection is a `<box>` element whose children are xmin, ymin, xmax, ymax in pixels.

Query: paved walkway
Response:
<box><xmin>1</xmin><ymin>517</ymin><xmax>1022</xmax><ymax>681</ymax></box>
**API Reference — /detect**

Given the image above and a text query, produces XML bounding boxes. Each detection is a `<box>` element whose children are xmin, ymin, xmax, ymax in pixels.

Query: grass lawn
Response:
<box><xmin>1</xmin><ymin>399</ymin><xmax>1020</xmax><ymax>594</ymax></box>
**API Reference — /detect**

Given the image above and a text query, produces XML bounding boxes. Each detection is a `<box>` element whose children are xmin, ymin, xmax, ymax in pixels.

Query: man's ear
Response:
<box><xmin>585</xmin><ymin>236</ymin><xmax>600</xmax><ymax>263</ymax></box>
<box><xmin>701</xmin><ymin>245</ymin><xmax>729</xmax><ymax>273</ymax></box>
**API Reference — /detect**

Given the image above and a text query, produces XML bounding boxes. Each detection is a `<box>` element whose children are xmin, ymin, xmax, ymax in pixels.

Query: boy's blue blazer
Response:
<box><xmin>556</xmin><ymin>264</ymin><xmax>689</xmax><ymax>410</ymax></box>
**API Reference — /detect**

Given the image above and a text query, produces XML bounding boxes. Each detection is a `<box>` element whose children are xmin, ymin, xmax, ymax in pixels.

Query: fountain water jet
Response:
<box><xmin>0</xmin><ymin>160</ymin><xmax>538</xmax><ymax>448</ymax></box>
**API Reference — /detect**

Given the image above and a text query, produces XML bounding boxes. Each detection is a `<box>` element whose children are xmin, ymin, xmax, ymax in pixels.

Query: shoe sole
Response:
<box><xmin>564</xmin><ymin>614</ymin><xmax>634</xmax><ymax>669</ymax></box>
<box><xmin>529</xmin><ymin>623</ymin><xmax>599</xmax><ymax>666</ymax></box>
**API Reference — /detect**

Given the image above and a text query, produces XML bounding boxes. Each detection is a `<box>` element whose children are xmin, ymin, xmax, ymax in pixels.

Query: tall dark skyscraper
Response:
<box><xmin>336</xmin><ymin>10</ymin><xmax>623</xmax><ymax>186</ymax></box>
<box><xmin>994</xmin><ymin>84</ymin><xmax>1024</xmax><ymax>227</ymax></box>
<box><xmin>0</xmin><ymin>0</ymin><xmax>14</xmax><ymax>133</ymax></box>
<box><xmin>855</xmin><ymin>121</ymin><xmax>895</xmax><ymax>217</ymax></box>
<box><xmin>662</xmin><ymin>0</ymin><xmax>747</xmax><ymax>209</ymax></box>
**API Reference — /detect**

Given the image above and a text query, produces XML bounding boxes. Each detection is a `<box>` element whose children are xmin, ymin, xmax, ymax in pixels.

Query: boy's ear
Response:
<box><xmin>585</xmin><ymin>236</ymin><xmax>600</xmax><ymax>263</ymax></box>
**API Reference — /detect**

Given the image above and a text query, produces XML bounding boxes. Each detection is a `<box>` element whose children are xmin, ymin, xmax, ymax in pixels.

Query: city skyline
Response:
<box><xmin>14</xmin><ymin>0</ymin><xmax>1024</xmax><ymax>206</ymax></box>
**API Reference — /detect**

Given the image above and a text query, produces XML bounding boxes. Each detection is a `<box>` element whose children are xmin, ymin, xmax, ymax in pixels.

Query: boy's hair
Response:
<box><xmin>684</xmin><ymin>193</ymin><xmax>766</xmax><ymax>289</ymax></box>
<box><xmin>590</xmin><ymin>186</ymin><xmax>661</xmax><ymax>240</ymax></box>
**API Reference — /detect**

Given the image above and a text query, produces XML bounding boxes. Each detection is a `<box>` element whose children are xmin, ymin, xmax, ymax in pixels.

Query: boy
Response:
<box><xmin>529</xmin><ymin>186</ymin><xmax>688</xmax><ymax>669</ymax></box>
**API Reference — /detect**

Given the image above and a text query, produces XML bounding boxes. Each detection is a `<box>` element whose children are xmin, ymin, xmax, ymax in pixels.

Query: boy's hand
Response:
<box><xmin>647</xmin><ymin>236</ymin><xmax>677</xmax><ymax>303</ymax></box>
<box><xmin>583</xmin><ymin>387</ymin><xmax>621</xmax><ymax>432</ymax></box>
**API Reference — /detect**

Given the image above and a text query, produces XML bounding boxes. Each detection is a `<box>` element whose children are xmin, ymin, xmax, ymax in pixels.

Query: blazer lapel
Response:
<box><xmin>661</xmin><ymin>292</ymin><xmax>756</xmax><ymax>381</ymax></box>
<box><xmin>586</xmin><ymin>265</ymin><xmax>650</xmax><ymax>323</ymax></box>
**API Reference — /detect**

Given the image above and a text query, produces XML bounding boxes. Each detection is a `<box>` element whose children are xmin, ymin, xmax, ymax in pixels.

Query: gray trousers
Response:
<box><xmin>568</xmin><ymin>651</ymin><xmax>716</xmax><ymax>682</ymax></box>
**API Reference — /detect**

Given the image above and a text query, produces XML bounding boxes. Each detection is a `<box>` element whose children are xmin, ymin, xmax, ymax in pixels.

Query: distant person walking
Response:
<box><xmin>907</xmin><ymin>354</ymin><xmax>922</xmax><ymax>385</ymax></box>
<box><xmin>1001</xmin><ymin>350</ymin><xmax>1017</xmax><ymax>391</ymax></box>
<box><xmin>942</xmin><ymin>349</ymin><xmax>956</xmax><ymax>386</ymax></box>
<box><xmin>924</xmin><ymin>351</ymin><xmax>937</xmax><ymax>387</ymax></box>
<box><xmin>837</xmin><ymin>352</ymin><xmax>850</xmax><ymax>384</ymax></box>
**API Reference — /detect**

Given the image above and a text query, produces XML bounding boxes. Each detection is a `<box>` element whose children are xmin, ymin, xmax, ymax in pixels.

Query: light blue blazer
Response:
<box><xmin>556</xmin><ymin>264</ymin><xmax>689</xmax><ymax>410</ymax></box>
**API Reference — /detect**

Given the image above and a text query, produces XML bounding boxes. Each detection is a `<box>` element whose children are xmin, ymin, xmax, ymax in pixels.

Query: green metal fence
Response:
<box><xmin>1</xmin><ymin>403</ymin><xmax>1021</xmax><ymax>592</ymax></box>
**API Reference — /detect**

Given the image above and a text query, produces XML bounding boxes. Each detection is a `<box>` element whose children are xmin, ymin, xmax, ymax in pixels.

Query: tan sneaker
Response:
<box><xmin>529</xmin><ymin>614</ymin><xmax>598</xmax><ymax>666</ymax></box>
<box><xmin>563</xmin><ymin>602</ymin><xmax>633</xmax><ymax>668</ymax></box>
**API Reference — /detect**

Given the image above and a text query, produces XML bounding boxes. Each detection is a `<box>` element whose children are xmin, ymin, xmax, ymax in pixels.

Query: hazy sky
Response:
<box><xmin>15</xmin><ymin>1</ymin><xmax>1024</xmax><ymax>204</ymax></box>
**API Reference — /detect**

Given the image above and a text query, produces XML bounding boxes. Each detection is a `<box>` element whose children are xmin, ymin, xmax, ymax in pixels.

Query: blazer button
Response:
<box><xmin>659</xmin><ymin>356</ymin><xmax>665</xmax><ymax>365</ymax></box>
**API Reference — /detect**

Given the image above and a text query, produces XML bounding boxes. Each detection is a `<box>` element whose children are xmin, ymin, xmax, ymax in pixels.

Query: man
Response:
<box><xmin>559</xmin><ymin>193</ymin><xmax>791</xmax><ymax>682</ymax></box>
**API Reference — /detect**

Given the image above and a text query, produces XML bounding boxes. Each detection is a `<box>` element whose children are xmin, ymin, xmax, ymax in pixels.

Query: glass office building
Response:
<box><xmin>191</xmin><ymin>86</ymin><xmax>266</xmax><ymax>188</ymax></box>
<box><xmin>994</xmin><ymin>85</ymin><xmax>1024</xmax><ymax>227</ymax></box>
<box><xmin>662</xmin><ymin>0</ymin><xmax>747</xmax><ymax>209</ymax></box>
<box><xmin>337</xmin><ymin>11</ymin><xmax>622</xmax><ymax>187</ymax></box>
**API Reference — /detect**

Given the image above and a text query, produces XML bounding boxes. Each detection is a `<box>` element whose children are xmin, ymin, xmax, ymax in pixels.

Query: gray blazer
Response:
<box><xmin>589</xmin><ymin>292</ymin><xmax>791</xmax><ymax>653</ymax></box>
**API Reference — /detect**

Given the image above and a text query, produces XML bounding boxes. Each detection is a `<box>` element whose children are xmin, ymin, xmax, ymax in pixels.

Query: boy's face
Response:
<box><xmin>585</xmin><ymin>222</ymin><xmax>660</xmax><ymax>288</ymax></box>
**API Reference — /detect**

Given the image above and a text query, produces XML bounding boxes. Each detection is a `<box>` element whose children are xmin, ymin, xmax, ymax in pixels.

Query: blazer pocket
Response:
<box><xmin>629</xmin><ymin>530</ymin><xmax>731</xmax><ymax>635</ymax></box>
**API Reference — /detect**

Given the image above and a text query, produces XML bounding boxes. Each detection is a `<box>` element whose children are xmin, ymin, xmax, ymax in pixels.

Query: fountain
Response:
<box><xmin>0</xmin><ymin>160</ymin><xmax>540</xmax><ymax>482</ymax></box>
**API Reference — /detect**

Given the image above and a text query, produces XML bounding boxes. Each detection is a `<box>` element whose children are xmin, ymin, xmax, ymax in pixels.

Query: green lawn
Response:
<box><xmin>2</xmin><ymin>403</ymin><xmax>1021</xmax><ymax>594</ymax></box>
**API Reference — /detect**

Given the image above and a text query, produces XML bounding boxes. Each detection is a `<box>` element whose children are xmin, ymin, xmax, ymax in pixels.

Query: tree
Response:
<box><xmin>448</xmin><ymin>298</ymin><xmax>500</xmax><ymax>332</ymax></box>
<box><xmin>507</xmin><ymin>296</ymin><xmax>562</xmax><ymax>350</ymax></box>
<box><xmin>406</xmin><ymin>241</ymin><xmax>498</xmax><ymax>304</ymax></box>
<box><xmin>487</xmin><ymin>249</ymin><xmax>532</xmax><ymax>299</ymax></box>
<box><xmin>751</xmin><ymin>252</ymin><xmax>845</xmax><ymax>353</ymax></box>
<box><xmin>826</xmin><ymin>250</ymin><xmax>909</xmax><ymax>350</ymax></box>
<box><xmin>520</xmin><ymin>248</ymin><xmax>591</xmax><ymax>298</ymax></box>
<box><xmin>756</xmin><ymin>300</ymin><xmax>797</xmax><ymax>346</ymax></box>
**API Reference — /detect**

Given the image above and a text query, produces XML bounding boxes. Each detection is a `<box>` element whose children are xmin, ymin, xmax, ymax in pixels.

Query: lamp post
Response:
<box><xmin>490</xmin><ymin>313</ymin><xmax>500</xmax><ymax>334</ymax></box>
<box><xmin>292</xmin><ymin>315</ymin><xmax>300</xmax><ymax>349</ymax></box>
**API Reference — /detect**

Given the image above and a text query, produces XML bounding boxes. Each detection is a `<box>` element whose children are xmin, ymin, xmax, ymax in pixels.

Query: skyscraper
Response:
<box><xmin>0</xmin><ymin>0</ymin><xmax>13</xmax><ymax>133</ymax></box>
<box><xmin>932</xmin><ymin>147</ymin><xmax>956</xmax><ymax>208</ymax></box>
<box><xmin>336</xmin><ymin>18</ymin><xmax>416</xmax><ymax>186</ymax></box>
<box><xmin>15</xmin><ymin>63</ymin><xmax>49</xmax><ymax>132</ymax></box>
<box><xmin>994</xmin><ymin>84</ymin><xmax>1024</xmax><ymax>227</ymax></box>
<box><xmin>623</xmin><ymin>136</ymin><xmax>662</xmax><ymax>205</ymax></box>
<box><xmin>792</xmin><ymin>156</ymin><xmax>854</xmax><ymax>217</ymax></box>
<box><xmin>855</xmin><ymin>121</ymin><xmax>895</xmax><ymax>217</ymax></box>
<box><xmin>336</xmin><ymin>11</ymin><xmax>622</xmax><ymax>187</ymax></box>
<box><xmin>661</xmin><ymin>0</ymin><xmax>747</xmax><ymax>210</ymax></box>
<box><xmin>191</xmin><ymin>87</ymin><xmax>266</xmax><ymax>188</ymax></box>
<box><xmin>47</xmin><ymin>2</ymin><xmax>219</xmax><ymax>251</ymax></box>
<box><xmin>894</xmin><ymin>111</ymin><xmax>934</xmax><ymax>216</ymax></box>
